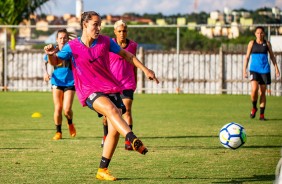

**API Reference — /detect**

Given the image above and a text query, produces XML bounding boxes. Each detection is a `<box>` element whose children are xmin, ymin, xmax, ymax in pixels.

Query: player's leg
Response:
<box><xmin>101</xmin><ymin>116</ymin><xmax>108</xmax><ymax>148</ymax></box>
<box><xmin>122</xmin><ymin>99</ymin><xmax>133</xmax><ymax>126</ymax></box>
<box><xmin>93</xmin><ymin>96</ymin><xmax>131</xmax><ymax>136</ymax></box>
<box><xmin>93</xmin><ymin>95</ymin><xmax>147</xmax><ymax>154</ymax></box>
<box><xmin>94</xmin><ymin>96</ymin><xmax>147</xmax><ymax>181</ymax></box>
<box><xmin>102</xmin><ymin>116</ymin><xmax>120</xmax><ymax>158</ymax></box>
<box><xmin>63</xmin><ymin>88</ymin><xmax>76</xmax><ymax>137</ymax></box>
<box><xmin>96</xmin><ymin>117</ymin><xmax>120</xmax><ymax>181</ymax></box>
<box><xmin>122</xmin><ymin>98</ymin><xmax>133</xmax><ymax>150</ymax></box>
<box><xmin>250</xmin><ymin>79</ymin><xmax>259</xmax><ymax>118</ymax></box>
<box><xmin>52</xmin><ymin>86</ymin><xmax>64</xmax><ymax>140</ymax></box>
<box><xmin>121</xmin><ymin>90</ymin><xmax>134</xmax><ymax>150</ymax></box>
<box><xmin>259</xmin><ymin>84</ymin><xmax>267</xmax><ymax>120</ymax></box>
<box><xmin>258</xmin><ymin>73</ymin><xmax>271</xmax><ymax>120</ymax></box>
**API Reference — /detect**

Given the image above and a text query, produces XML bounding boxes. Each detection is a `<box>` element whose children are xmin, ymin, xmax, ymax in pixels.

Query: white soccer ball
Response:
<box><xmin>219</xmin><ymin>122</ymin><xmax>247</xmax><ymax>149</ymax></box>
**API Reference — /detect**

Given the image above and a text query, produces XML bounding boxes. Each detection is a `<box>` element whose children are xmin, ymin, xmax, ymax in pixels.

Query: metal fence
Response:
<box><xmin>0</xmin><ymin>24</ymin><xmax>282</xmax><ymax>95</ymax></box>
<box><xmin>137</xmin><ymin>49</ymin><xmax>282</xmax><ymax>96</ymax></box>
<box><xmin>1</xmin><ymin>48</ymin><xmax>281</xmax><ymax>96</ymax></box>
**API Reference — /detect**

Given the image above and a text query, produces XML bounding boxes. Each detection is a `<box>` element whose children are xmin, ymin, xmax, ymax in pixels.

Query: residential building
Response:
<box><xmin>36</xmin><ymin>19</ymin><xmax>49</xmax><ymax>31</ymax></box>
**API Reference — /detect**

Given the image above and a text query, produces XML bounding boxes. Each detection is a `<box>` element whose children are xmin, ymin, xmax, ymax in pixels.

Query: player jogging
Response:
<box><xmin>243</xmin><ymin>26</ymin><xmax>280</xmax><ymax>120</ymax></box>
<box><xmin>43</xmin><ymin>28</ymin><xmax>76</xmax><ymax>140</ymax></box>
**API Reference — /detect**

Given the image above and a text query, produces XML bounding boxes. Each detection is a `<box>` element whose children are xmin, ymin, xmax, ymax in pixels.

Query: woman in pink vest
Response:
<box><xmin>44</xmin><ymin>11</ymin><xmax>159</xmax><ymax>181</ymax></box>
<box><xmin>101</xmin><ymin>20</ymin><xmax>138</xmax><ymax>150</ymax></box>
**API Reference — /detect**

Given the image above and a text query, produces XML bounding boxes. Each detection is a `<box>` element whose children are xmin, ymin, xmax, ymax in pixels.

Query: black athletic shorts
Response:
<box><xmin>52</xmin><ymin>85</ymin><xmax>75</xmax><ymax>92</ymax></box>
<box><xmin>249</xmin><ymin>71</ymin><xmax>271</xmax><ymax>85</ymax></box>
<box><xmin>120</xmin><ymin>89</ymin><xmax>134</xmax><ymax>100</ymax></box>
<box><xmin>85</xmin><ymin>92</ymin><xmax>126</xmax><ymax>117</ymax></box>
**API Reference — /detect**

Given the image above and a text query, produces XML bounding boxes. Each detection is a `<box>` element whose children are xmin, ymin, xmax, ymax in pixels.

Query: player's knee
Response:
<box><xmin>54</xmin><ymin>108</ymin><xmax>63</xmax><ymax>114</ymax></box>
<box><xmin>126</xmin><ymin>107</ymin><xmax>132</xmax><ymax>114</ymax></box>
<box><xmin>105</xmin><ymin>105</ymin><xmax>120</xmax><ymax>117</ymax></box>
<box><xmin>124</xmin><ymin>109</ymin><xmax>132</xmax><ymax>117</ymax></box>
<box><xmin>260</xmin><ymin>92</ymin><xmax>266</xmax><ymax>97</ymax></box>
<box><xmin>63</xmin><ymin>108</ymin><xmax>72</xmax><ymax>116</ymax></box>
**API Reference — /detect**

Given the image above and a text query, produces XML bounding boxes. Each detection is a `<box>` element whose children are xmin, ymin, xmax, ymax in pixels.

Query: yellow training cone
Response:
<box><xmin>31</xmin><ymin>112</ymin><xmax>42</xmax><ymax>118</ymax></box>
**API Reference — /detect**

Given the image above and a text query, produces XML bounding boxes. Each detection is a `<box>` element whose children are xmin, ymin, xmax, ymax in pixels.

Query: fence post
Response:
<box><xmin>219</xmin><ymin>46</ymin><xmax>226</xmax><ymax>94</ymax></box>
<box><xmin>138</xmin><ymin>46</ymin><xmax>145</xmax><ymax>94</ymax></box>
<box><xmin>176</xmin><ymin>26</ymin><xmax>180</xmax><ymax>93</ymax></box>
<box><xmin>3</xmin><ymin>28</ymin><xmax>8</xmax><ymax>91</ymax></box>
<box><xmin>0</xmin><ymin>48</ymin><xmax>3</xmax><ymax>88</ymax></box>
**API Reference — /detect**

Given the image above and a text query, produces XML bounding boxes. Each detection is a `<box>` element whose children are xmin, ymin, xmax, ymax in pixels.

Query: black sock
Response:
<box><xmin>103</xmin><ymin>125</ymin><xmax>108</xmax><ymax>137</ymax></box>
<box><xmin>56</xmin><ymin>125</ymin><xmax>62</xmax><ymax>133</ymax></box>
<box><xmin>260</xmin><ymin>107</ymin><xmax>265</xmax><ymax>115</ymax></box>
<box><xmin>125</xmin><ymin>132</ymin><xmax>137</xmax><ymax>143</ymax></box>
<box><xmin>99</xmin><ymin>156</ymin><xmax>111</xmax><ymax>168</ymax></box>
<box><xmin>67</xmin><ymin>118</ymin><xmax>73</xmax><ymax>125</ymax></box>
<box><xmin>252</xmin><ymin>101</ymin><xmax>257</xmax><ymax>109</ymax></box>
<box><xmin>129</xmin><ymin>125</ymin><xmax>133</xmax><ymax>130</ymax></box>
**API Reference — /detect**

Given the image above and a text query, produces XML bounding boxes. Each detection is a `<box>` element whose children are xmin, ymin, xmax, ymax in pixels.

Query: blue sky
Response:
<box><xmin>39</xmin><ymin>0</ymin><xmax>280</xmax><ymax>16</ymax></box>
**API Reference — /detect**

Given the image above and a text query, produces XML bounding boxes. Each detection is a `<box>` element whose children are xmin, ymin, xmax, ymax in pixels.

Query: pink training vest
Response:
<box><xmin>68</xmin><ymin>35</ymin><xmax>122</xmax><ymax>106</ymax></box>
<box><xmin>109</xmin><ymin>39</ymin><xmax>137</xmax><ymax>91</ymax></box>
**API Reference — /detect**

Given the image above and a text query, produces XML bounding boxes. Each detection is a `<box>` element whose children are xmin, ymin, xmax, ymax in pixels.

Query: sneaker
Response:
<box><xmin>250</xmin><ymin>108</ymin><xmax>257</xmax><ymax>118</ymax></box>
<box><xmin>132</xmin><ymin>138</ymin><xmax>148</xmax><ymax>155</ymax></box>
<box><xmin>125</xmin><ymin>140</ymin><xmax>133</xmax><ymax>150</ymax></box>
<box><xmin>67</xmin><ymin>123</ymin><xmax>76</xmax><ymax>137</ymax></box>
<box><xmin>96</xmin><ymin>168</ymin><xmax>117</xmax><ymax>181</ymax></box>
<box><xmin>53</xmin><ymin>132</ymin><xmax>62</xmax><ymax>140</ymax></box>
<box><xmin>101</xmin><ymin>136</ymin><xmax>106</xmax><ymax>148</ymax></box>
<box><xmin>259</xmin><ymin>114</ymin><xmax>266</xmax><ymax>121</ymax></box>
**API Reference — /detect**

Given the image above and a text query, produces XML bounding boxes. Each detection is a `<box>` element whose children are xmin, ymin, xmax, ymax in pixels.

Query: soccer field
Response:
<box><xmin>0</xmin><ymin>92</ymin><xmax>281</xmax><ymax>184</ymax></box>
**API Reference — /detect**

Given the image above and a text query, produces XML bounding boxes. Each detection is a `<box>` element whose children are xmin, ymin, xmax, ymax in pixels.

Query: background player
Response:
<box><xmin>101</xmin><ymin>20</ymin><xmax>138</xmax><ymax>150</ymax></box>
<box><xmin>43</xmin><ymin>28</ymin><xmax>76</xmax><ymax>140</ymax></box>
<box><xmin>243</xmin><ymin>26</ymin><xmax>280</xmax><ymax>120</ymax></box>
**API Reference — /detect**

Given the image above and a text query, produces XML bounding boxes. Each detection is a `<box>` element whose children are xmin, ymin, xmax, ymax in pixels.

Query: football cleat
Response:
<box><xmin>259</xmin><ymin>114</ymin><xmax>266</xmax><ymax>121</ymax></box>
<box><xmin>132</xmin><ymin>138</ymin><xmax>148</xmax><ymax>155</ymax></box>
<box><xmin>53</xmin><ymin>132</ymin><xmax>62</xmax><ymax>140</ymax></box>
<box><xmin>250</xmin><ymin>108</ymin><xmax>257</xmax><ymax>119</ymax></box>
<box><xmin>125</xmin><ymin>140</ymin><xmax>133</xmax><ymax>150</ymax></box>
<box><xmin>67</xmin><ymin>123</ymin><xmax>76</xmax><ymax>137</ymax></box>
<box><xmin>96</xmin><ymin>168</ymin><xmax>117</xmax><ymax>181</ymax></box>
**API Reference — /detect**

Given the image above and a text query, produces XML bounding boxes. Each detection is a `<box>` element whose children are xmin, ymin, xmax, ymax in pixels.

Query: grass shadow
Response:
<box><xmin>0</xmin><ymin>129</ymin><xmax>53</xmax><ymax>131</ymax></box>
<box><xmin>153</xmin><ymin>144</ymin><xmax>282</xmax><ymax>150</ymax></box>
<box><xmin>243</xmin><ymin>145</ymin><xmax>282</xmax><ymax>149</ymax></box>
<box><xmin>143</xmin><ymin>135</ymin><xmax>282</xmax><ymax>139</ymax></box>
<box><xmin>108</xmin><ymin>174</ymin><xmax>275</xmax><ymax>183</ymax></box>
<box><xmin>0</xmin><ymin>148</ymin><xmax>39</xmax><ymax>150</ymax></box>
<box><xmin>264</xmin><ymin>118</ymin><xmax>282</xmax><ymax>121</ymax></box>
<box><xmin>143</xmin><ymin>135</ymin><xmax>218</xmax><ymax>139</ymax></box>
<box><xmin>212</xmin><ymin>174</ymin><xmax>275</xmax><ymax>183</ymax></box>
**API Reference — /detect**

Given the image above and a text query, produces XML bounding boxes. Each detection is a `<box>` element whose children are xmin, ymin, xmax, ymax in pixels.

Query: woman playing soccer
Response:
<box><xmin>243</xmin><ymin>26</ymin><xmax>280</xmax><ymax>120</ymax></box>
<box><xmin>101</xmin><ymin>20</ymin><xmax>138</xmax><ymax>150</ymax></box>
<box><xmin>43</xmin><ymin>28</ymin><xmax>76</xmax><ymax>140</ymax></box>
<box><xmin>44</xmin><ymin>11</ymin><xmax>159</xmax><ymax>181</ymax></box>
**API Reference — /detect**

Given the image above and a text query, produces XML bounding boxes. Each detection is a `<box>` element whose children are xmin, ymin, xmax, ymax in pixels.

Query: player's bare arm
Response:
<box><xmin>43</xmin><ymin>44</ymin><xmax>61</xmax><ymax>66</ymax></box>
<box><xmin>267</xmin><ymin>41</ymin><xmax>280</xmax><ymax>78</ymax></box>
<box><xmin>118</xmin><ymin>49</ymin><xmax>159</xmax><ymax>84</ymax></box>
<box><xmin>42</xmin><ymin>62</ymin><xmax>50</xmax><ymax>82</ymax></box>
<box><xmin>243</xmin><ymin>40</ymin><xmax>254</xmax><ymax>78</ymax></box>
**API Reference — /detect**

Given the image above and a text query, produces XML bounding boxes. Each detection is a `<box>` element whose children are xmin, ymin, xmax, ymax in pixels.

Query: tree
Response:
<box><xmin>0</xmin><ymin>0</ymin><xmax>50</xmax><ymax>50</ymax></box>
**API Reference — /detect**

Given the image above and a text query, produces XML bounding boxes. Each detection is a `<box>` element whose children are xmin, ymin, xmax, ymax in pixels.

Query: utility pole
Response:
<box><xmin>76</xmin><ymin>0</ymin><xmax>84</xmax><ymax>19</ymax></box>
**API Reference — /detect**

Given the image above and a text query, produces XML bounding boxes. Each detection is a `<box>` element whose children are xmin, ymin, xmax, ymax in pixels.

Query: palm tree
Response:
<box><xmin>0</xmin><ymin>0</ymin><xmax>50</xmax><ymax>50</ymax></box>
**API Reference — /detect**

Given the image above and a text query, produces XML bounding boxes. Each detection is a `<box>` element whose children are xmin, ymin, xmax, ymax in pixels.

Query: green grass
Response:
<box><xmin>0</xmin><ymin>92</ymin><xmax>281</xmax><ymax>184</ymax></box>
